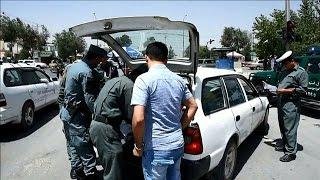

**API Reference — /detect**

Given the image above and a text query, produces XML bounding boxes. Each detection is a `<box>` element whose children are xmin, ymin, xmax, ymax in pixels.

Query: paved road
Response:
<box><xmin>1</xmin><ymin>105</ymin><xmax>319</xmax><ymax>180</ymax></box>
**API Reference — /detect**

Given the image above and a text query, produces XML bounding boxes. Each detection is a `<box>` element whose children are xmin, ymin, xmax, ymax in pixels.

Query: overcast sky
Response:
<box><xmin>1</xmin><ymin>1</ymin><xmax>302</xmax><ymax>47</ymax></box>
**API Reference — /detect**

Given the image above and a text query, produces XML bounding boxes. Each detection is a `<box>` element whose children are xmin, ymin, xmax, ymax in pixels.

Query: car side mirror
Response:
<box><xmin>51</xmin><ymin>77</ymin><xmax>58</xmax><ymax>81</ymax></box>
<box><xmin>40</xmin><ymin>78</ymin><xmax>50</xmax><ymax>83</ymax></box>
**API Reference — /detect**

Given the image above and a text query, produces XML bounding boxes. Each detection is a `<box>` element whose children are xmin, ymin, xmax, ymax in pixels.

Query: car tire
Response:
<box><xmin>21</xmin><ymin>102</ymin><xmax>35</xmax><ymax>128</ymax></box>
<box><xmin>255</xmin><ymin>108</ymin><xmax>269</xmax><ymax>135</ymax></box>
<box><xmin>214</xmin><ymin>139</ymin><xmax>237</xmax><ymax>180</ymax></box>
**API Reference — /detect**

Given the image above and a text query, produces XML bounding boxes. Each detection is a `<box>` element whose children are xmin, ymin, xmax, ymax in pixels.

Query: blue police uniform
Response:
<box><xmin>61</xmin><ymin>59</ymin><xmax>101</xmax><ymax>176</ymax></box>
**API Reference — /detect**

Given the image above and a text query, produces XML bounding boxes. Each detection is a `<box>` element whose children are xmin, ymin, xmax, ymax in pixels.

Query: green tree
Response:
<box><xmin>143</xmin><ymin>37</ymin><xmax>156</xmax><ymax>48</ymax></box>
<box><xmin>54</xmin><ymin>30</ymin><xmax>86</xmax><ymax>61</ymax></box>
<box><xmin>199</xmin><ymin>46</ymin><xmax>210</xmax><ymax>59</ymax></box>
<box><xmin>168</xmin><ymin>45</ymin><xmax>176</xmax><ymax>59</ymax></box>
<box><xmin>292</xmin><ymin>0</ymin><xmax>320</xmax><ymax>54</ymax></box>
<box><xmin>253</xmin><ymin>10</ymin><xmax>291</xmax><ymax>59</ymax></box>
<box><xmin>115</xmin><ymin>34</ymin><xmax>132</xmax><ymax>47</ymax></box>
<box><xmin>220</xmin><ymin>27</ymin><xmax>250</xmax><ymax>53</ymax></box>
<box><xmin>0</xmin><ymin>15</ymin><xmax>50</xmax><ymax>56</ymax></box>
<box><xmin>0</xmin><ymin>15</ymin><xmax>20</xmax><ymax>56</ymax></box>
<box><xmin>253</xmin><ymin>1</ymin><xmax>320</xmax><ymax>58</ymax></box>
<box><xmin>18</xmin><ymin>48</ymin><xmax>31</xmax><ymax>59</ymax></box>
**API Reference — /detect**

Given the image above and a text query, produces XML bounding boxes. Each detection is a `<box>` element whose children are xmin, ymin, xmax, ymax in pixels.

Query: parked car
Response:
<box><xmin>0</xmin><ymin>63</ymin><xmax>59</xmax><ymax>128</ymax></box>
<box><xmin>18</xmin><ymin>59</ymin><xmax>48</xmax><ymax>69</ymax></box>
<box><xmin>71</xmin><ymin>16</ymin><xmax>270</xmax><ymax>180</ymax></box>
<box><xmin>247</xmin><ymin>60</ymin><xmax>264</xmax><ymax>70</ymax></box>
<box><xmin>250</xmin><ymin>55</ymin><xmax>320</xmax><ymax>109</ymax></box>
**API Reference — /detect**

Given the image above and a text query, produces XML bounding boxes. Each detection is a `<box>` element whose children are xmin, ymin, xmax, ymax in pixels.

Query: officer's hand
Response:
<box><xmin>133</xmin><ymin>147</ymin><xmax>143</xmax><ymax>157</ymax></box>
<box><xmin>277</xmin><ymin>88</ymin><xmax>294</xmax><ymax>94</ymax></box>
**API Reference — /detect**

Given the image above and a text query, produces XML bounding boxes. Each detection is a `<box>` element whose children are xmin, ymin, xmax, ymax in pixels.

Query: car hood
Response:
<box><xmin>70</xmin><ymin>16</ymin><xmax>199</xmax><ymax>74</ymax></box>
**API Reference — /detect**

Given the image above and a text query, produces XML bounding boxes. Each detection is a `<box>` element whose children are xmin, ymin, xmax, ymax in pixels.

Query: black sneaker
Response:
<box><xmin>279</xmin><ymin>154</ymin><xmax>296</xmax><ymax>162</ymax></box>
<box><xmin>70</xmin><ymin>167</ymin><xmax>85</xmax><ymax>179</ymax></box>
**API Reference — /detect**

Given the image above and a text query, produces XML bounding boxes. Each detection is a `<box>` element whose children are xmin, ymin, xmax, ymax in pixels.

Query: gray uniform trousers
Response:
<box><xmin>67</xmin><ymin>112</ymin><xmax>97</xmax><ymax>175</ymax></box>
<box><xmin>277</xmin><ymin>97</ymin><xmax>301</xmax><ymax>155</ymax></box>
<box><xmin>59</xmin><ymin>105</ymin><xmax>82</xmax><ymax>170</ymax></box>
<box><xmin>89</xmin><ymin>120</ymin><xmax>124</xmax><ymax>180</ymax></box>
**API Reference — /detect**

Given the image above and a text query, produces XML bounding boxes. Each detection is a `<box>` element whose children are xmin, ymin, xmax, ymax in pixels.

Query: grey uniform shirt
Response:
<box><xmin>278</xmin><ymin>65</ymin><xmax>308</xmax><ymax>96</ymax></box>
<box><xmin>93</xmin><ymin>76</ymin><xmax>133</xmax><ymax>126</ymax></box>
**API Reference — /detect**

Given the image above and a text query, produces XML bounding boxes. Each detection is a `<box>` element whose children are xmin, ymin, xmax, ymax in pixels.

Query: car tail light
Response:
<box><xmin>184</xmin><ymin>123</ymin><xmax>203</xmax><ymax>155</ymax></box>
<box><xmin>0</xmin><ymin>93</ymin><xmax>7</xmax><ymax>107</ymax></box>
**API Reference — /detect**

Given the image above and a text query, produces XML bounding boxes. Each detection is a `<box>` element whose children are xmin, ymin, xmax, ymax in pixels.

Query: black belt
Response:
<box><xmin>94</xmin><ymin>114</ymin><xmax>121</xmax><ymax>127</ymax></box>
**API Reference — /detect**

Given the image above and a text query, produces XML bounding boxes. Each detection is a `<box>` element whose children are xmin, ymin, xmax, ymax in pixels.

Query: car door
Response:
<box><xmin>238</xmin><ymin>77</ymin><xmax>264</xmax><ymax>131</ymax></box>
<box><xmin>34</xmin><ymin>70</ymin><xmax>56</xmax><ymax>104</ymax></box>
<box><xmin>200</xmin><ymin>76</ymin><xmax>235</xmax><ymax>165</ymax></box>
<box><xmin>20</xmin><ymin>68</ymin><xmax>47</xmax><ymax>109</ymax></box>
<box><xmin>223</xmin><ymin>76</ymin><xmax>252</xmax><ymax>144</ymax></box>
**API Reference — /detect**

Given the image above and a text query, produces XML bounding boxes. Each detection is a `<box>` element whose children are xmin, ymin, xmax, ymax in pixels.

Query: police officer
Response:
<box><xmin>89</xmin><ymin>65</ymin><xmax>148</xmax><ymax>180</ymax></box>
<box><xmin>61</xmin><ymin>44</ymin><xmax>109</xmax><ymax>179</ymax></box>
<box><xmin>276</xmin><ymin>50</ymin><xmax>308</xmax><ymax>162</ymax></box>
<box><xmin>58</xmin><ymin>63</ymin><xmax>84</xmax><ymax>179</ymax></box>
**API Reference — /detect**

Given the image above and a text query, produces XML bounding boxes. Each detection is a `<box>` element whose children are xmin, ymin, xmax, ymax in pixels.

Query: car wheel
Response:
<box><xmin>21</xmin><ymin>102</ymin><xmax>34</xmax><ymax>128</ymax></box>
<box><xmin>256</xmin><ymin>108</ymin><xmax>269</xmax><ymax>135</ymax></box>
<box><xmin>214</xmin><ymin>139</ymin><xmax>237</xmax><ymax>180</ymax></box>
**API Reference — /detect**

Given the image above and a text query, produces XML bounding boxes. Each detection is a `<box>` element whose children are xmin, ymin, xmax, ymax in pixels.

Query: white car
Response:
<box><xmin>247</xmin><ymin>60</ymin><xmax>264</xmax><ymax>70</ymax></box>
<box><xmin>18</xmin><ymin>59</ymin><xmax>48</xmax><ymax>69</ymax></box>
<box><xmin>71</xmin><ymin>16</ymin><xmax>269</xmax><ymax>179</ymax></box>
<box><xmin>0</xmin><ymin>63</ymin><xmax>60</xmax><ymax>128</ymax></box>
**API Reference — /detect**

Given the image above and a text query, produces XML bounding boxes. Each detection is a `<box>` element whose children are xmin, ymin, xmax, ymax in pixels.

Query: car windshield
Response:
<box><xmin>110</xmin><ymin>29</ymin><xmax>190</xmax><ymax>61</ymax></box>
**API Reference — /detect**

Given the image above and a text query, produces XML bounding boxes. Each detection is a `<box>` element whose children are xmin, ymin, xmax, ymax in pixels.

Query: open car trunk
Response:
<box><xmin>70</xmin><ymin>16</ymin><xmax>199</xmax><ymax>76</ymax></box>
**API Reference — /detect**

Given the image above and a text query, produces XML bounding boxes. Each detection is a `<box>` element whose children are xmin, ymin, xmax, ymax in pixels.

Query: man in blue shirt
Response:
<box><xmin>60</xmin><ymin>44</ymin><xmax>109</xmax><ymax>179</ymax></box>
<box><xmin>131</xmin><ymin>42</ymin><xmax>198</xmax><ymax>180</ymax></box>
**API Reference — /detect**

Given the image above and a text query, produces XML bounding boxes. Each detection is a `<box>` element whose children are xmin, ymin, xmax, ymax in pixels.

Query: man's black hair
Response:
<box><xmin>145</xmin><ymin>41</ymin><xmax>168</xmax><ymax>61</ymax></box>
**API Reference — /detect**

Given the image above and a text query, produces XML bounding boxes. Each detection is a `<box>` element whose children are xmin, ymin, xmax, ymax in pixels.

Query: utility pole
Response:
<box><xmin>182</xmin><ymin>14</ymin><xmax>187</xmax><ymax>57</ymax></box>
<box><xmin>93</xmin><ymin>12</ymin><xmax>98</xmax><ymax>46</ymax></box>
<box><xmin>285</xmin><ymin>0</ymin><xmax>290</xmax><ymax>50</ymax></box>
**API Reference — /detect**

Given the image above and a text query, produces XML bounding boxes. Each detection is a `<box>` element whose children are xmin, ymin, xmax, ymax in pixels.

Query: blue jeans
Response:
<box><xmin>142</xmin><ymin>147</ymin><xmax>184</xmax><ymax>180</ymax></box>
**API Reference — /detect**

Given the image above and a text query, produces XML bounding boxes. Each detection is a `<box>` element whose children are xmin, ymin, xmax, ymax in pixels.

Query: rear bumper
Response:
<box><xmin>181</xmin><ymin>155</ymin><xmax>210</xmax><ymax>180</ymax></box>
<box><xmin>301</xmin><ymin>98</ymin><xmax>320</xmax><ymax>110</ymax></box>
<box><xmin>0</xmin><ymin>107</ymin><xmax>20</xmax><ymax>125</ymax></box>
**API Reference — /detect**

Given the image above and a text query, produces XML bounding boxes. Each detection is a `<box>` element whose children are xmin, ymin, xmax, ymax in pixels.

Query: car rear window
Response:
<box><xmin>3</xmin><ymin>69</ymin><xmax>23</xmax><ymax>87</ymax></box>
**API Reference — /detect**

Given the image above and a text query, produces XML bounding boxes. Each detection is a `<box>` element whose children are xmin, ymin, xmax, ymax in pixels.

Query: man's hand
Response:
<box><xmin>181</xmin><ymin>97</ymin><xmax>198</xmax><ymax>129</ymax></box>
<box><xmin>132</xmin><ymin>147</ymin><xmax>143</xmax><ymax>157</ymax></box>
<box><xmin>277</xmin><ymin>88</ymin><xmax>295</xmax><ymax>94</ymax></box>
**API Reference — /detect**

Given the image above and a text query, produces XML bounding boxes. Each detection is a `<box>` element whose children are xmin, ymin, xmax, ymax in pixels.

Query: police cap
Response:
<box><xmin>88</xmin><ymin>44</ymin><xmax>108</xmax><ymax>57</ymax></box>
<box><xmin>276</xmin><ymin>50</ymin><xmax>293</xmax><ymax>63</ymax></box>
